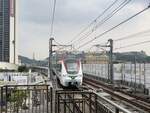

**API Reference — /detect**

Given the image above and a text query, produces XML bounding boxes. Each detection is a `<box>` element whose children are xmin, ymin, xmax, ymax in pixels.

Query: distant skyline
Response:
<box><xmin>19</xmin><ymin>0</ymin><xmax>150</xmax><ymax>60</ymax></box>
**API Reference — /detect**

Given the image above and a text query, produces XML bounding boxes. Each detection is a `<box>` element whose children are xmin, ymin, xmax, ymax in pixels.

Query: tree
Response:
<box><xmin>8</xmin><ymin>90</ymin><xmax>28</xmax><ymax>112</ymax></box>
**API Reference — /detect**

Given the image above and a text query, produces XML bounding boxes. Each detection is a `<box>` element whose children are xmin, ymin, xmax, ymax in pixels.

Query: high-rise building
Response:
<box><xmin>0</xmin><ymin>0</ymin><xmax>18</xmax><ymax>64</ymax></box>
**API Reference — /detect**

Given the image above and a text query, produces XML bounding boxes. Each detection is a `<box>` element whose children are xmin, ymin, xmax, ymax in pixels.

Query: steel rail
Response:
<box><xmin>84</xmin><ymin>76</ymin><xmax>150</xmax><ymax>112</ymax></box>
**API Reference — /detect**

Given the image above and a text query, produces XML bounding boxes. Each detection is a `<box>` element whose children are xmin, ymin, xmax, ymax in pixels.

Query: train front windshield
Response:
<box><xmin>65</xmin><ymin>60</ymin><xmax>79</xmax><ymax>74</ymax></box>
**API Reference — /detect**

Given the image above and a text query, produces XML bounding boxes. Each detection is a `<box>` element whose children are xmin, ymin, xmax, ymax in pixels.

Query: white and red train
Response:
<box><xmin>52</xmin><ymin>54</ymin><xmax>83</xmax><ymax>87</ymax></box>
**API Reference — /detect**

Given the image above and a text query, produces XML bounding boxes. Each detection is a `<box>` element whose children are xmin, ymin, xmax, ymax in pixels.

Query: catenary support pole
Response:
<box><xmin>108</xmin><ymin>39</ymin><xmax>114</xmax><ymax>84</ymax></box>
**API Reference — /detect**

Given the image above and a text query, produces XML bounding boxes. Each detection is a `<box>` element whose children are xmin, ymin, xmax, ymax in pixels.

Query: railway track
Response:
<box><xmin>83</xmin><ymin>76</ymin><xmax>150</xmax><ymax>113</ymax></box>
<box><xmin>54</xmin><ymin>73</ymin><xmax>134</xmax><ymax>113</ymax></box>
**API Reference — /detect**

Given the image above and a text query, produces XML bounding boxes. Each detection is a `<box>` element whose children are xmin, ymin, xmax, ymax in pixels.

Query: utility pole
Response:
<box><xmin>108</xmin><ymin>39</ymin><xmax>114</xmax><ymax>84</ymax></box>
<box><xmin>93</xmin><ymin>39</ymin><xmax>114</xmax><ymax>84</ymax></box>
<box><xmin>13</xmin><ymin>40</ymin><xmax>16</xmax><ymax>64</ymax></box>
<box><xmin>134</xmin><ymin>55</ymin><xmax>137</xmax><ymax>93</ymax></box>
<box><xmin>49</xmin><ymin>38</ymin><xmax>54</xmax><ymax>80</ymax></box>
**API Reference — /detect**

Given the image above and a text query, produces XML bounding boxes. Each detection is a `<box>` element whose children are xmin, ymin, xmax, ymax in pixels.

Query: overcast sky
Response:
<box><xmin>18</xmin><ymin>0</ymin><xmax>150</xmax><ymax>59</ymax></box>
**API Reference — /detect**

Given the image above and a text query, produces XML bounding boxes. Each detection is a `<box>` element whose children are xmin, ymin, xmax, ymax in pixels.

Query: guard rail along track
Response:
<box><xmin>83</xmin><ymin>74</ymin><xmax>150</xmax><ymax>113</ymax></box>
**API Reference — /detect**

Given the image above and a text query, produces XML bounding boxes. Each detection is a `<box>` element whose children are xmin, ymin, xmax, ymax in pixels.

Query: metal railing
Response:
<box><xmin>0</xmin><ymin>85</ymin><xmax>52</xmax><ymax>113</ymax></box>
<box><xmin>83</xmin><ymin>63</ymin><xmax>150</xmax><ymax>94</ymax></box>
<box><xmin>95</xmin><ymin>92</ymin><xmax>132</xmax><ymax>113</ymax></box>
<box><xmin>55</xmin><ymin>90</ymin><xmax>96</xmax><ymax>113</ymax></box>
<box><xmin>0</xmin><ymin>85</ymin><xmax>133</xmax><ymax>113</ymax></box>
<box><xmin>55</xmin><ymin>90</ymin><xmax>132</xmax><ymax>113</ymax></box>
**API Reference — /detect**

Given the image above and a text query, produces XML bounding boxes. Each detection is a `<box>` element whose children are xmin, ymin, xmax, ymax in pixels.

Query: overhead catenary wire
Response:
<box><xmin>77</xmin><ymin>5</ymin><xmax>150</xmax><ymax>50</ymax></box>
<box><xmin>54</xmin><ymin>39</ymin><xmax>75</xmax><ymax>51</ymax></box>
<box><xmin>94</xmin><ymin>28</ymin><xmax>150</xmax><ymax>47</ymax></box>
<box><xmin>114</xmin><ymin>28</ymin><xmax>150</xmax><ymax>42</ymax></box>
<box><xmin>50</xmin><ymin>0</ymin><xmax>57</xmax><ymax>37</ymax></box>
<box><xmin>54</xmin><ymin>39</ymin><xmax>62</xmax><ymax>46</ymax></box>
<box><xmin>86</xmin><ymin>45</ymin><xmax>108</xmax><ymax>53</ymax></box>
<box><xmin>60</xmin><ymin>0</ymin><xmax>129</xmax><ymax>53</ymax></box>
<box><xmin>53</xmin><ymin>40</ymin><xmax>65</xmax><ymax>50</ymax></box>
<box><xmin>85</xmin><ymin>41</ymin><xmax>109</xmax><ymax>52</ymax></box>
<box><xmin>115</xmin><ymin>40</ymin><xmax>150</xmax><ymax>50</ymax></box>
<box><xmin>53</xmin><ymin>40</ymin><xmax>67</xmax><ymax>50</ymax></box>
<box><xmin>68</xmin><ymin>0</ymin><xmax>119</xmax><ymax>44</ymax></box>
<box><xmin>72</xmin><ymin>0</ymin><xmax>132</xmax><ymax>45</ymax></box>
